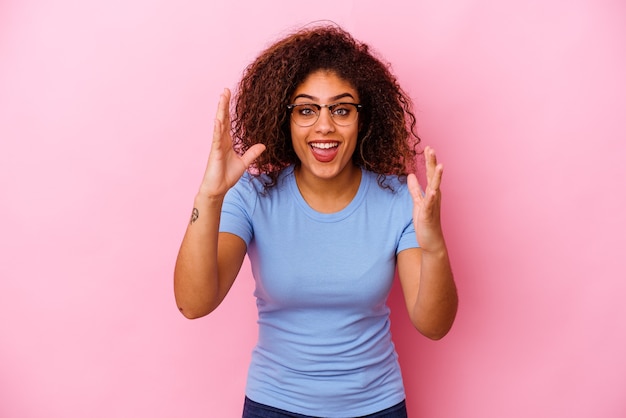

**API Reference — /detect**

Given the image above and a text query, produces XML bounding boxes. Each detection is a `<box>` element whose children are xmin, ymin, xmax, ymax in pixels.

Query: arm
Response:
<box><xmin>173</xmin><ymin>88</ymin><xmax>265</xmax><ymax>319</ymax></box>
<box><xmin>397</xmin><ymin>146</ymin><xmax>458</xmax><ymax>339</ymax></box>
<box><xmin>173</xmin><ymin>198</ymin><xmax>247</xmax><ymax>319</ymax></box>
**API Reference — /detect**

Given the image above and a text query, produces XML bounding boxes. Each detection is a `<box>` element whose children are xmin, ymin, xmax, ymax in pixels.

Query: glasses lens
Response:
<box><xmin>291</xmin><ymin>104</ymin><xmax>319</xmax><ymax>127</ymax></box>
<box><xmin>290</xmin><ymin>103</ymin><xmax>359</xmax><ymax>127</ymax></box>
<box><xmin>329</xmin><ymin>103</ymin><xmax>358</xmax><ymax>126</ymax></box>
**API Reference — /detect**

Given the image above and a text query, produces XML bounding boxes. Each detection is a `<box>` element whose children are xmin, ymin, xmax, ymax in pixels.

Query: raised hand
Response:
<box><xmin>199</xmin><ymin>88</ymin><xmax>266</xmax><ymax>199</ymax></box>
<box><xmin>407</xmin><ymin>146</ymin><xmax>446</xmax><ymax>253</ymax></box>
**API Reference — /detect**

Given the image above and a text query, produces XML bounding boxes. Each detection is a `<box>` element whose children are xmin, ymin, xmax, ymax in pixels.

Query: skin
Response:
<box><xmin>290</xmin><ymin>71</ymin><xmax>362</xmax><ymax>213</ymax></box>
<box><xmin>174</xmin><ymin>71</ymin><xmax>458</xmax><ymax>340</ymax></box>
<box><xmin>400</xmin><ymin>148</ymin><xmax>458</xmax><ymax>339</ymax></box>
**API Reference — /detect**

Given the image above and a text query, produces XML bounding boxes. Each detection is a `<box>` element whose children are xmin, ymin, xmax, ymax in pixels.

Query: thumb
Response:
<box><xmin>241</xmin><ymin>143</ymin><xmax>267</xmax><ymax>168</ymax></box>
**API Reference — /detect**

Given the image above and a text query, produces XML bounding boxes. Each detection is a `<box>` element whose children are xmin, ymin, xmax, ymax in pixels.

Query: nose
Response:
<box><xmin>314</xmin><ymin>107</ymin><xmax>336</xmax><ymax>134</ymax></box>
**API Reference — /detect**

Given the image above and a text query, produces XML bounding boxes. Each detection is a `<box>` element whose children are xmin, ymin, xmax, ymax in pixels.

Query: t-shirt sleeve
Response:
<box><xmin>396</xmin><ymin>185</ymin><xmax>420</xmax><ymax>254</ymax></box>
<box><xmin>219</xmin><ymin>174</ymin><xmax>257</xmax><ymax>246</ymax></box>
<box><xmin>397</xmin><ymin>218</ymin><xmax>419</xmax><ymax>253</ymax></box>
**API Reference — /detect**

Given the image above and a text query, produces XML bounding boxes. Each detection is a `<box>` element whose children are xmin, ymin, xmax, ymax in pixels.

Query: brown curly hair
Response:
<box><xmin>232</xmin><ymin>23</ymin><xmax>420</xmax><ymax>189</ymax></box>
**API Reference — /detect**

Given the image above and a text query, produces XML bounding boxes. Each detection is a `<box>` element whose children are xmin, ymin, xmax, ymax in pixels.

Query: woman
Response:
<box><xmin>174</xmin><ymin>24</ymin><xmax>458</xmax><ymax>418</ymax></box>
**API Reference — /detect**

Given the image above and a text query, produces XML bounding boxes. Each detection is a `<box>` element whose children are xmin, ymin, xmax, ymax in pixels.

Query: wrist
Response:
<box><xmin>420</xmin><ymin>242</ymin><xmax>448</xmax><ymax>258</ymax></box>
<box><xmin>194</xmin><ymin>192</ymin><xmax>225</xmax><ymax>208</ymax></box>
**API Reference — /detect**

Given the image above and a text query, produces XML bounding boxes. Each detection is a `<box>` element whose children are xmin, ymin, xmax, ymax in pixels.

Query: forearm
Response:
<box><xmin>413</xmin><ymin>247</ymin><xmax>458</xmax><ymax>340</ymax></box>
<box><xmin>173</xmin><ymin>194</ymin><xmax>224</xmax><ymax>318</ymax></box>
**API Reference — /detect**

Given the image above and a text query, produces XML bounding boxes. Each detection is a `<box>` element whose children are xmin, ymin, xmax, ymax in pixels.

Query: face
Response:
<box><xmin>289</xmin><ymin>70</ymin><xmax>360</xmax><ymax>183</ymax></box>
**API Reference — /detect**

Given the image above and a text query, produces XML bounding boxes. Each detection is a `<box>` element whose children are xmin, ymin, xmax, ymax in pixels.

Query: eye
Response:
<box><xmin>296</xmin><ymin>104</ymin><xmax>318</xmax><ymax>118</ymax></box>
<box><xmin>331</xmin><ymin>103</ymin><xmax>353</xmax><ymax>118</ymax></box>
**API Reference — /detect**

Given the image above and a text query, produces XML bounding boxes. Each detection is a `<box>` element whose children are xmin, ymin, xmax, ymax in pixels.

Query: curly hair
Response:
<box><xmin>232</xmin><ymin>23</ymin><xmax>420</xmax><ymax>189</ymax></box>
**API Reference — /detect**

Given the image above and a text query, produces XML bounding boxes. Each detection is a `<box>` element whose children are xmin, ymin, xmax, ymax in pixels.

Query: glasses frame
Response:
<box><xmin>286</xmin><ymin>102</ymin><xmax>363</xmax><ymax>127</ymax></box>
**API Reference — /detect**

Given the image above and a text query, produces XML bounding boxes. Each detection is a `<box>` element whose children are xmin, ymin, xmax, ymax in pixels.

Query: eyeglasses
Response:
<box><xmin>287</xmin><ymin>102</ymin><xmax>363</xmax><ymax>127</ymax></box>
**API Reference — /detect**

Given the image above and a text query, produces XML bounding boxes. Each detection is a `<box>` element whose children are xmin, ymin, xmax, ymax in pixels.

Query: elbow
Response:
<box><xmin>175</xmin><ymin>298</ymin><xmax>217</xmax><ymax>320</ymax></box>
<box><xmin>177</xmin><ymin>304</ymin><xmax>215</xmax><ymax>319</ymax></box>
<box><xmin>174</xmin><ymin>280</ymin><xmax>220</xmax><ymax>319</ymax></box>
<box><xmin>412</xmin><ymin>305</ymin><xmax>458</xmax><ymax>341</ymax></box>
<box><xmin>418</xmin><ymin>325</ymin><xmax>452</xmax><ymax>341</ymax></box>
<box><xmin>178</xmin><ymin>306</ymin><xmax>206</xmax><ymax>320</ymax></box>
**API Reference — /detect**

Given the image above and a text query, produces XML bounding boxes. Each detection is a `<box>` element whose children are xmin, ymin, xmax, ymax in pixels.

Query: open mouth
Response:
<box><xmin>310</xmin><ymin>142</ymin><xmax>339</xmax><ymax>150</ymax></box>
<box><xmin>309</xmin><ymin>142</ymin><xmax>339</xmax><ymax>162</ymax></box>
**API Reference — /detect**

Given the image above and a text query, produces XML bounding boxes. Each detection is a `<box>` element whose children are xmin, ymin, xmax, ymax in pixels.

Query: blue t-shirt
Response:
<box><xmin>219</xmin><ymin>165</ymin><xmax>419</xmax><ymax>417</ymax></box>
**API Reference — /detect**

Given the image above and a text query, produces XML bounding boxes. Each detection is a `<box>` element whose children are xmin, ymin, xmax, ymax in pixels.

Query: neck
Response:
<box><xmin>294</xmin><ymin>164</ymin><xmax>362</xmax><ymax>213</ymax></box>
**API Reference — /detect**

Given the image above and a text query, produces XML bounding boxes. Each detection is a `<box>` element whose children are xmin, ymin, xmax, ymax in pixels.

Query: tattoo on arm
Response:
<box><xmin>190</xmin><ymin>208</ymin><xmax>199</xmax><ymax>224</ymax></box>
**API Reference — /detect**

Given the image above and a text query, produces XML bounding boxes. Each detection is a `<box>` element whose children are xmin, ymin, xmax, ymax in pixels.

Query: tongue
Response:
<box><xmin>311</xmin><ymin>145</ymin><xmax>338</xmax><ymax>163</ymax></box>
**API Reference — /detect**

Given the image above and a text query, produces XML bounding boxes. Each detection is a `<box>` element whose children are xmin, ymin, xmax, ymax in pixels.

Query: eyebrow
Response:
<box><xmin>292</xmin><ymin>93</ymin><xmax>356</xmax><ymax>102</ymax></box>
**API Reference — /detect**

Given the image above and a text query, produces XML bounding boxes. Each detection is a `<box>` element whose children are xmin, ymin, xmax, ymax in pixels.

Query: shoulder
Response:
<box><xmin>228</xmin><ymin>169</ymin><xmax>275</xmax><ymax>198</ymax></box>
<box><xmin>363</xmin><ymin>170</ymin><xmax>409</xmax><ymax>197</ymax></box>
<box><xmin>223</xmin><ymin>172</ymin><xmax>264</xmax><ymax>214</ymax></box>
<box><xmin>361</xmin><ymin>170</ymin><xmax>412</xmax><ymax>214</ymax></box>
<box><xmin>225</xmin><ymin>166</ymin><xmax>294</xmax><ymax>205</ymax></box>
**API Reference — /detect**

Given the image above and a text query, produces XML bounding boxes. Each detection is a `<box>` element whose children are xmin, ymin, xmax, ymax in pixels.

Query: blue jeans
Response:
<box><xmin>242</xmin><ymin>396</ymin><xmax>408</xmax><ymax>418</ymax></box>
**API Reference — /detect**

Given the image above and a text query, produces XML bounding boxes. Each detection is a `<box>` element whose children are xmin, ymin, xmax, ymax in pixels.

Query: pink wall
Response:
<box><xmin>1</xmin><ymin>1</ymin><xmax>625</xmax><ymax>417</ymax></box>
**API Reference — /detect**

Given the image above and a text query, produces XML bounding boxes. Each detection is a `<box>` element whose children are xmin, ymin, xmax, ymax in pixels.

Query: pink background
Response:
<box><xmin>1</xmin><ymin>1</ymin><xmax>625</xmax><ymax>417</ymax></box>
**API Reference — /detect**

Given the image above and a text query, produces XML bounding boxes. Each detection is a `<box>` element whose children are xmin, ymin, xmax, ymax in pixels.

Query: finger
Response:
<box><xmin>216</xmin><ymin>88</ymin><xmax>231</xmax><ymax>127</ymax></box>
<box><xmin>212</xmin><ymin>116</ymin><xmax>232</xmax><ymax>153</ymax></box>
<box><xmin>240</xmin><ymin>143</ymin><xmax>267</xmax><ymax>168</ymax></box>
<box><xmin>422</xmin><ymin>165</ymin><xmax>443</xmax><ymax>217</ymax></box>
<box><xmin>211</xmin><ymin>117</ymin><xmax>223</xmax><ymax>148</ymax></box>
<box><xmin>425</xmin><ymin>146</ymin><xmax>438</xmax><ymax>184</ymax></box>
<box><xmin>407</xmin><ymin>173</ymin><xmax>424</xmax><ymax>203</ymax></box>
<box><xmin>212</xmin><ymin>89</ymin><xmax>233</xmax><ymax>151</ymax></box>
<box><xmin>428</xmin><ymin>163</ymin><xmax>443</xmax><ymax>193</ymax></box>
